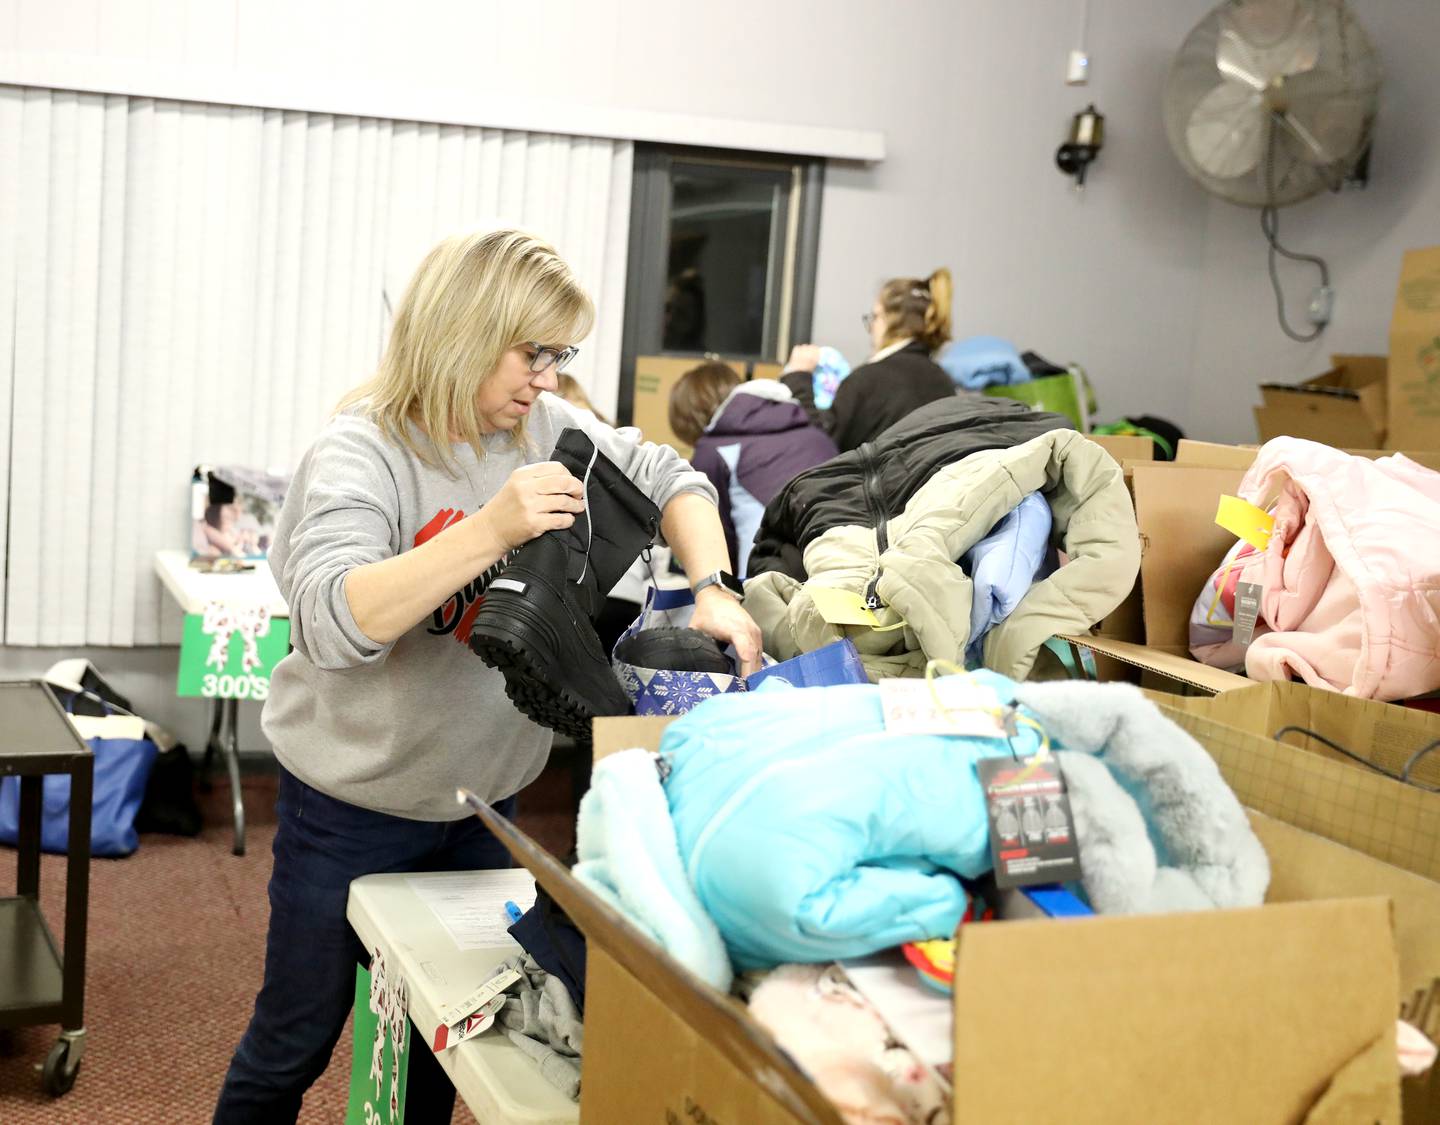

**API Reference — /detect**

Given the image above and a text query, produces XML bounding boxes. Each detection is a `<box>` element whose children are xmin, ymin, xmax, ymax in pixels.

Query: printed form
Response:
<box><xmin>405</xmin><ymin>869</ymin><xmax>538</xmax><ymax>951</ymax></box>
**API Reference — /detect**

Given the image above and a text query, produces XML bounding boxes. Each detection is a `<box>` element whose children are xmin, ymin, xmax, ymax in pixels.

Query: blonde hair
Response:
<box><xmin>338</xmin><ymin>228</ymin><xmax>595</xmax><ymax>470</ymax></box>
<box><xmin>877</xmin><ymin>267</ymin><xmax>953</xmax><ymax>353</ymax></box>
<box><xmin>555</xmin><ymin>372</ymin><xmax>613</xmax><ymax>427</ymax></box>
<box><xmin>669</xmin><ymin>361</ymin><xmax>741</xmax><ymax>447</ymax></box>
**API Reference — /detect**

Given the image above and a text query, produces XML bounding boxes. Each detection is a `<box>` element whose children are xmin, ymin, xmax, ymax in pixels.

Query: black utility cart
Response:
<box><xmin>0</xmin><ymin>680</ymin><xmax>92</xmax><ymax>1096</ymax></box>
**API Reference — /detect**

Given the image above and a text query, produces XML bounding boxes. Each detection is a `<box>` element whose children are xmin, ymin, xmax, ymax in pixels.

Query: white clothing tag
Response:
<box><xmin>433</xmin><ymin>995</ymin><xmax>508</xmax><ymax>1052</ymax></box>
<box><xmin>436</xmin><ymin>966</ymin><xmax>522</xmax><ymax>1031</ymax></box>
<box><xmin>878</xmin><ymin>678</ymin><xmax>1005</xmax><ymax>738</ymax></box>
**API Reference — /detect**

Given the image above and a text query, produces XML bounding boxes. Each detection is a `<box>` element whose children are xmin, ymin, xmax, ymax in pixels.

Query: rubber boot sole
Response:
<box><xmin>468</xmin><ymin>579</ymin><xmax>631</xmax><ymax>740</ymax></box>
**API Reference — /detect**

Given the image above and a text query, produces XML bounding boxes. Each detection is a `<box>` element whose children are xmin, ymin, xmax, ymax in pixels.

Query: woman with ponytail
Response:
<box><xmin>782</xmin><ymin>268</ymin><xmax>956</xmax><ymax>452</ymax></box>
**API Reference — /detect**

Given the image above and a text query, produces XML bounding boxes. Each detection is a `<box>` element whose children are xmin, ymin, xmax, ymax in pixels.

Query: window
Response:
<box><xmin>618</xmin><ymin>146</ymin><xmax>823</xmax><ymax>424</ymax></box>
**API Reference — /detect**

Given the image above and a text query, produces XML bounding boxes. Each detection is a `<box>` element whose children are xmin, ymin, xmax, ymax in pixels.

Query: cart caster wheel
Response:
<box><xmin>43</xmin><ymin>1038</ymin><xmax>81</xmax><ymax>1096</ymax></box>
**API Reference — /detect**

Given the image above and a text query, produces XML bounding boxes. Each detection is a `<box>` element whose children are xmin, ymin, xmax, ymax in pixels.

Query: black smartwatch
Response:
<box><xmin>692</xmin><ymin>569</ymin><xmax>744</xmax><ymax>599</ymax></box>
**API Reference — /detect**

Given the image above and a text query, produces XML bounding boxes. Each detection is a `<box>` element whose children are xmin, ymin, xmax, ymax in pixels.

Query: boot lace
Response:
<box><xmin>574</xmin><ymin>440</ymin><xmax>600</xmax><ymax>585</ymax></box>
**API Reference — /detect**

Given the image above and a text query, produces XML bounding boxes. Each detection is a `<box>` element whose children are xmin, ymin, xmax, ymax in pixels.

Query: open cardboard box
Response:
<box><xmin>1253</xmin><ymin>248</ymin><xmax>1440</xmax><ymax>452</ymax></box>
<box><xmin>1158</xmin><ymin>702</ymin><xmax>1440</xmax><ymax>1123</ymax></box>
<box><xmin>1059</xmin><ymin>440</ymin><xmax>1440</xmax><ymax>695</ymax></box>
<box><xmin>1256</xmin><ymin>354</ymin><xmax>1388</xmax><ymax>449</ymax></box>
<box><xmin>1086</xmin><ymin>432</ymin><xmax>1156</xmax><ymax>466</ymax></box>
<box><xmin>1388</xmin><ymin>246</ymin><xmax>1440</xmax><ymax>451</ymax></box>
<box><xmin>462</xmin><ymin>713</ymin><xmax>1440</xmax><ymax>1124</ymax></box>
<box><xmin>1057</xmin><ymin>449</ymin><xmax>1251</xmax><ymax>695</ymax></box>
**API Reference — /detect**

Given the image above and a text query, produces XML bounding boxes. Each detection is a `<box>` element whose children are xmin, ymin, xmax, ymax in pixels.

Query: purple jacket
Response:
<box><xmin>688</xmin><ymin>387</ymin><xmax>839</xmax><ymax>574</ymax></box>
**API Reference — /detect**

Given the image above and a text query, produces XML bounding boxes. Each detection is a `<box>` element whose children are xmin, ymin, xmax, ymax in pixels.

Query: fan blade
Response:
<box><xmin>1279</xmin><ymin>92</ymin><xmax>1369</xmax><ymax>167</ymax></box>
<box><xmin>1276</xmin><ymin>111</ymin><xmax>1335</xmax><ymax>165</ymax></box>
<box><xmin>1217</xmin><ymin>0</ymin><xmax>1320</xmax><ymax>88</ymax></box>
<box><xmin>1187</xmin><ymin>83</ymin><xmax>1266</xmax><ymax>179</ymax></box>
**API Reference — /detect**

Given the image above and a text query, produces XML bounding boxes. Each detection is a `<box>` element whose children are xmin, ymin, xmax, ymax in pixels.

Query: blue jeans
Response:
<box><xmin>214</xmin><ymin>767</ymin><xmax>516</xmax><ymax>1124</ymax></box>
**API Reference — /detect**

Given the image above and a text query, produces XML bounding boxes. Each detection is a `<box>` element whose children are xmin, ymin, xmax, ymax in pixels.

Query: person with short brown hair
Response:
<box><xmin>670</xmin><ymin>362</ymin><xmax>838</xmax><ymax>574</ymax></box>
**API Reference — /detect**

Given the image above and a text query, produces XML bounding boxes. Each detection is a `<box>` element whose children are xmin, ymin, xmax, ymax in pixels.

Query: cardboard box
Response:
<box><xmin>1157</xmin><ymin>700</ymin><xmax>1440</xmax><ymax>920</ymax></box>
<box><xmin>1255</xmin><ymin>354</ymin><xmax>1389</xmax><ymax>449</ymax></box>
<box><xmin>631</xmin><ymin>355</ymin><xmax>746</xmax><ymax>457</ymax></box>
<box><xmin>1086</xmin><ymin>432</ymin><xmax>1156</xmax><ymax>465</ymax></box>
<box><xmin>1158</xmin><ymin>700</ymin><xmax>1440</xmax><ymax>1123</ymax></box>
<box><xmin>465</xmin><ymin>714</ymin><xmax>1432</xmax><ymax>1125</ymax></box>
<box><xmin>1388</xmin><ymin>246</ymin><xmax>1440</xmax><ymax>451</ymax></box>
<box><xmin>1060</xmin><ymin>457</ymin><xmax>1250</xmax><ymax>694</ymax></box>
<box><xmin>1062</xmin><ymin>440</ymin><xmax>1440</xmax><ymax>693</ymax></box>
<box><xmin>1175</xmin><ymin>438</ymin><xmax>1440</xmax><ymax>473</ymax></box>
<box><xmin>1161</xmin><ymin>681</ymin><xmax>1440</xmax><ymax>793</ymax></box>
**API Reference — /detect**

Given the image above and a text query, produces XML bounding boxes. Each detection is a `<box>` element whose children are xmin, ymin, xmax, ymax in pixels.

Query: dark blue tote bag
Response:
<box><xmin>0</xmin><ymin>735</ymin><xmax>159</xmax><ymax>858</ymax></box>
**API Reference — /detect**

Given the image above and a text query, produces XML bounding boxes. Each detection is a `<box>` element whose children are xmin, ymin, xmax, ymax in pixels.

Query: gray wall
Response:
<box><xmin>3</xmin><ymin>0</ymin><xmax>1436</xmax><ymax>743</ymax></box>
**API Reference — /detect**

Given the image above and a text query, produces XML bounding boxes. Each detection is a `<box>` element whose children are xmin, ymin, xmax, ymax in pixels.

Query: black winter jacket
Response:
<box><xmin>783</xmin><ymin>340</ymin><xmax>956</xmax><ymax>453</ymax></box>
<box><xmin>746</xmin><ymin>396</ymin><xmax>1073</xmax><ymax>580</ymax></box>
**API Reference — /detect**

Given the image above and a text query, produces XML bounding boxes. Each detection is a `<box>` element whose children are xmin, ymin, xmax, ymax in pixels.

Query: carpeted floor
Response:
<box><xmin>0</xmin><ymin>757</ymin><xmax>581</xmax><ymax>1123</ymax></box>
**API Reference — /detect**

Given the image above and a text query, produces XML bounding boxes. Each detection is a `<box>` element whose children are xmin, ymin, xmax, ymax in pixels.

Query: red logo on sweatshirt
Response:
<box><xmin>415</xmin><ymin>508</ymin><xmax>505</xmax><ymax>644</ymax></box>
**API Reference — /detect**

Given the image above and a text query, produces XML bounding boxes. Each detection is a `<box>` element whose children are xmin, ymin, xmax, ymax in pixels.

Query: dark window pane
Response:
<box><xmin>663</xmin><ymin>168</ymin><xmax>783</xmax><ymax>355</ymax></box>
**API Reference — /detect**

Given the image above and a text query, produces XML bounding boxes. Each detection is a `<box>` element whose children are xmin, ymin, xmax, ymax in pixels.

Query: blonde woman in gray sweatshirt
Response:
<box><xmin>214</xmin><ymin>229</ymin><xmax>760</xmax><ymax>1124</ymax></box>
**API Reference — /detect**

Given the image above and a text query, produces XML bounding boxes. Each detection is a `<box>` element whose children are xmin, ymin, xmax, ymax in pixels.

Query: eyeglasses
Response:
<box><xmin>523</xmin><ymin>342</ymin><xmax>579</xmax><ymax>374</ymax></box>
<box><xmin>861</xmin><ymin>313</ymin><xmax>877</xmax><ymax>332</ymax></box>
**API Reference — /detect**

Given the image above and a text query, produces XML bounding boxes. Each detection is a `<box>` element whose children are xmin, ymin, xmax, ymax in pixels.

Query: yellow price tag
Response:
<box><xmin>1215</xmin><ymin>495</ymin><xmax>1275</xmax><ymax>552</ymax></box>
<box><xmin>808</xmin><ymin>587</ymin><xmax>881</xmax><ymax>627</ymax></box>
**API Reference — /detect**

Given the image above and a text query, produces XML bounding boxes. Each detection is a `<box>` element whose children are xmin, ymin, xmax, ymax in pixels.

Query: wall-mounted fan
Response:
<box><xmin>1163</xmin><ymin>0</ymin><xmax>1382</xmax><ymax>340</ymax></box>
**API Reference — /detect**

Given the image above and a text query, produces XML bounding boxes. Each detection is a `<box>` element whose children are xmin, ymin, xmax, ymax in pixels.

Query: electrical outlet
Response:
<box><xmin>1307</xmin><ymin>285</ymin><xmax>1334</xmax><ymax>327</ymax></box>
<box><xmin>1067</xmin><ymin>50</ymin><xmax>1090</xmax><ymax>85</ymax></box>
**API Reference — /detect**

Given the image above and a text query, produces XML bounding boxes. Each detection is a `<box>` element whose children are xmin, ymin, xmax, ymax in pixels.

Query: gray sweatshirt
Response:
<box><xmin>261</xmin><ymin>394</ymin><xmax>717</xmax><ymax>820</ymax></box>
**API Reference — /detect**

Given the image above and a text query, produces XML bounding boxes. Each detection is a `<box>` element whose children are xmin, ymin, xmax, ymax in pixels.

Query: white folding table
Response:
<box><xmin>153</xmin><ymin>549</ymin><xmax>289</xmax><ymax>855</ymax></box>
<box><xmin>347</xmin><ymin>870</ymin><xmax>579</xmax><ymax>1124</ymax></box>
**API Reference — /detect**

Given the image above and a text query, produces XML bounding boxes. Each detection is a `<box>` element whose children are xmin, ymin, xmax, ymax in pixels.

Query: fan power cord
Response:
<box><xmin>1261</xmin><ymin>115</ymin><xmax>1331</xmax><ymax>343</ymax></box>
<box><xmin>1261</xmin><ymin>204</ymin><xmax>1330</xmax><ymax>343</ymax></box>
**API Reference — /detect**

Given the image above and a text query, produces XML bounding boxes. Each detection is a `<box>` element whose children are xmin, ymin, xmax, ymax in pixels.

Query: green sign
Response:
<box><xmin>347</xmin><ymin>961</ymin><xmax>410</xmax><ymax>1125</ymax></box>
<box><xmin>176</xmin><ymin>605</ymin><xmax>290</xmax><ymax>700</ymax></box>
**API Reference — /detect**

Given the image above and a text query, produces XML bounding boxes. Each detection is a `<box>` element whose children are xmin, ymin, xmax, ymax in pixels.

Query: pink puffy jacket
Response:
<box><xmin>1240</xmin><ymin>438</ymin><xmax>1440</xmax><ymax>701</ymax></box>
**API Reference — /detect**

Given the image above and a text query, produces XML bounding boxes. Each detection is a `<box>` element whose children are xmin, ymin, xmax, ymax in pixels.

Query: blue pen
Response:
<box><xmin>504</xmin><ymin>900</ymin><xmax>523</xmax><ymax>924</ymax></box>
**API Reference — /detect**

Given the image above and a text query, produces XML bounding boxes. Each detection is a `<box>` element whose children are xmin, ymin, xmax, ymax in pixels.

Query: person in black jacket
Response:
<box><xmin>782</xmin><ymin>268</ymin><xmax>956</xmax><ymax>452</ymax></box>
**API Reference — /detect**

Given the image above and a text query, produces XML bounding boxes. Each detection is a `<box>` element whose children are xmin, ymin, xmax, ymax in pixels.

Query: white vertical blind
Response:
<box><xmin>0</xmin><ymin>85</ymin><xmax>633</xmax><ymax>646</ymax></box>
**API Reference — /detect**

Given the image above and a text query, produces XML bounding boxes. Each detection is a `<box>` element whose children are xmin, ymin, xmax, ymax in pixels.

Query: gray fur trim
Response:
<box><xmin>1013</xmin><ymin>680</ymin><xmax>1270</xmax><ymax>914</ymax></box>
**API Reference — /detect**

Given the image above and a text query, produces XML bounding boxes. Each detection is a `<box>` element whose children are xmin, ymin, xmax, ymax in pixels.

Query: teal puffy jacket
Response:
<box><xmin>661</xmin><ymin>671</ymin><xmax>1045</xmax><ymax>970</ymax></box>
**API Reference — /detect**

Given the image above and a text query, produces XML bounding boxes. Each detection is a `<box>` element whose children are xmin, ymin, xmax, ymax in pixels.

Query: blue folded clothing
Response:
<box><xmin>937</xmin><ymin>335</ymin><xmax>1031</xmax><ymax>390</ymax></box>
<box><xmin>961</xmin><ymin>491</ymin><xmax>1054</xmax><ymax>666</ymax></box>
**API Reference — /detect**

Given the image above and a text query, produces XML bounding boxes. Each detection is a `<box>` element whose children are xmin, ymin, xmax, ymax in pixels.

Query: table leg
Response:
<box><xmin>61</xmin><ymin>756</ymin><xmax>92</xmax><ymax>1033</ymax></box>
<box><xmin>199</xmin><ymin>698</ymin><xmax>224</xmax><ymax>790</ymax></box>
<box><xmin>218</xmin><ymin>698</ymin><xmax>246</xmax><ymax>857</ymax></box>
<box><xmin>17</xmin><ymin>775</ymin><xmax>41</xmax><ymax>898</ymax></box>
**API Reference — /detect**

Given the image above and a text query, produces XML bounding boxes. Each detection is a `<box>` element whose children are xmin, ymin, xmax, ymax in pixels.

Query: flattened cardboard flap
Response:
<box><xmin>1059</xmin><ymin>634</ymin><xmax>1249</xmax><ymax>694</ymax></box>
<box><xmin>953</xmin><ymin>899</ymin><xmax>1399</xmax><ymax>1125</ymax></box>
<box><xmin>1249</xmin><ymin>810</ymin><xmax>1440</xmax><ymax>998</ymax></box>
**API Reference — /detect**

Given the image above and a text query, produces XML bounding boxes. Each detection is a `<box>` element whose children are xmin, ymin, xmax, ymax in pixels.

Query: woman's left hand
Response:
<box><xmin>691</xmin><ymin>587</ymin><xmax>764</xmax><ymax>678</ymax></box>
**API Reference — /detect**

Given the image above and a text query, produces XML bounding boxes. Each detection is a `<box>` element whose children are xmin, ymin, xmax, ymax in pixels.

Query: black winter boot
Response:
<box><xmin>613</xmin><ymin>627</ymin><xmax>733</xmax><ymax>675</ymax></box>
<box><xmin>468</xmin><ymin>428</ymin><xmax>661</xmax><ymax>739</ymax></box>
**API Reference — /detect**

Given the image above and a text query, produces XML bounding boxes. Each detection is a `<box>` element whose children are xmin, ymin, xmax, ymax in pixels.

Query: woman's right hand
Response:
<box><xmin>784</xmin><ymin>344</ymin><xmax>822</xmax><ymax>374</ymax></box>
<box><xmin>475</xmin><ymin>461</ymin><xmax>586</xmax><ymax>553</ymax></box>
